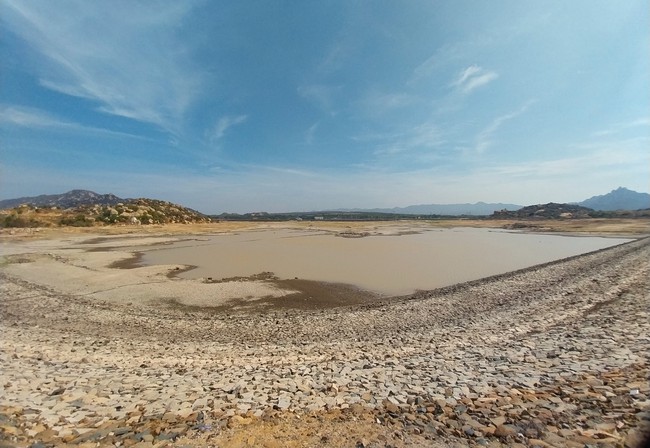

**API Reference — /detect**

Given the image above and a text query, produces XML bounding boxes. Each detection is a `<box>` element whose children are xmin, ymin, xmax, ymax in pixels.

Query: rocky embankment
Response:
<box><xmin>0</xmin><ymin>198</ymin><xmax>211</xmax><ymax>229</ymax></box>
<box><xmin>1</xmin><ymin>238</ymin><xmax>649</xmax><ymax>447</ymax></box>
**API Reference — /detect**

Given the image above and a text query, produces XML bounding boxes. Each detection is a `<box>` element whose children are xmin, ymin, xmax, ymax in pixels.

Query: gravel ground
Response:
<box><xmin>0</xmin><ymin>232</ymin><xmax>649</xmax><ymax>447</ymax></box>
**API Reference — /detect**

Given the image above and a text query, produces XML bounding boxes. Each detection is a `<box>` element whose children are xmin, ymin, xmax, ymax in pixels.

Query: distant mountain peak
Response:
<box><xmin>578</xmin><ymin>187</ymin><xmax>650</xmax><ymax>211</ymax></box>
<box><xmin>0</xmin><ymin>189</ymin><xmax>123</xmax><ymax>210</ymax></box>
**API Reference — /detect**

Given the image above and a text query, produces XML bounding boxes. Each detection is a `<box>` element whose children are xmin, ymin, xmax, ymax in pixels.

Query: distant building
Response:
<box><xmin>314</xmin><ymin>216</ymin><xmax>324</xmax><ymax>220</ymax></box>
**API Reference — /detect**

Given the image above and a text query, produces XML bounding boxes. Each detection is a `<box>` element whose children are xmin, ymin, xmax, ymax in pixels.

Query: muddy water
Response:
<box><xmin>142</xmin><ymin>228</ymin><xmax>632</xmax><ymax>296</ymax></box>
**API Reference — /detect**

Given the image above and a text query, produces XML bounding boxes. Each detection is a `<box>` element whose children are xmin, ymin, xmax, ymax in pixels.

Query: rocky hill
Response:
<box><xmin>0</xmin><ymin>198</ymin><xmax>211</xmax><ymax>228</ymax></box>
<box><xmin>0</xmin><ymin>189</ymin><xmax>123</xmax><ymax>210</ymax></box>
<box><xmin>492</xmin><ymin>203</ymin><xmax>595</xmax><ymax>219</ymax></box>
<box><xmin>578</xmin><ymin>187</ymin><xmax>650</xmax><ymax>211</ymax></box>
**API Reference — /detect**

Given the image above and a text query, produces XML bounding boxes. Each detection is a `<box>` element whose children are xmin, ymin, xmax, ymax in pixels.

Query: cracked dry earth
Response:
<box><xmin>1</xmin><ymin>235</ymin><xmax>649</xmax><ymax>448</ymax></box>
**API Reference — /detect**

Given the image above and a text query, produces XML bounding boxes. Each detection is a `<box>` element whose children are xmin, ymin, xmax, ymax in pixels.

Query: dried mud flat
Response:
<box><xmin>1</xmin><ymin>225</ymin><xmax>649</xmax><ymax>448</ymax></box>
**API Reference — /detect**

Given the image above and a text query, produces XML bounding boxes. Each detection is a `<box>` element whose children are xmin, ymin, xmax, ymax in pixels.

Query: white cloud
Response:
<box><xmin>452</xmin><ymin>65</ymin><xmax>482</xmax><ymax>87</ymax></box>
<box><xmin>207</xmin><ymin>115</ymin><xmax>248</xmax><ymax>144</ymax></box>
<box><xmin>369</xmin><ymin>122</ymin><xmax>445</xmax><ymax>157</ymax></box>
<box><xmin>592</xmin><ymin>116</ymin><xmax>650</xmax><ymax>137</ymax></box>
<box><xmin>297</xmin><ymin>84</ymin><xmax>340</xmax><ymax>114</ymax></box>
<box><xmin>463</xmin><ymin>72</ymin><xmax>499</xmax><ymax>93</ymax></box>
<box><xmin>409</xmin><ymin>40</ymin><xmax>480</xmax><ymax>84</ymax></box>
<box><xmin>3</xmin><ymin>1</ymin><xmax>201</xmax><ymax>134</ymax></box>
<box><xmin>305</xmin><ymin>122</ymin><xmax>319</xmax><ymax>145</ymax></box>
<box><xmin>489</xmin><ymin>147</ymin><xmax>648</xmax><ymax>178</ymax></box>
<box><xmin>317</xmin><ymin>41</ymin><xmax>350</xmax><ymax>74</ymax></box>
<box><xmin>0</xmin><ymin>105</ymin><xmax>63</xmax><ymax>128</ymax></box>
<box><xmin>474</xmin><ymin>101</ymin><xmax>534</xmax><ymax>153</ymax></box>
<box><xmin>405</xmin><ymin>123</ymin><xmax>445</xmax><ymax>149</ymax></box>
<box><xmin>357</xmin><ymin>91</ymin><xmax>416</xmax><ymax>116</ymax></box>
<box><xmin>629</xmin><ymin>117</ymin><xmax>650</xmax><ymax>127</ymax></box>
<box><xmin>255</xmin><ymin>165</ymin><xmax>323</xmax><ymax>178</ymax></box>
<box><xmin>451</xmin><ymin>65</ymin><xmax>498</xmax><ymax>94</ymax></box>
<box><xmin>0</xmin><ymin>104</ymin><xmax>151</xmax><ymax>140</ymax></box>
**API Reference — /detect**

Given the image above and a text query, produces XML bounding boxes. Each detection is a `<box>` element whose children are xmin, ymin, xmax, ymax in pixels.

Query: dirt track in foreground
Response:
<box><xmin>0</xmin><ymin>230</ymin><xmax>649</xmax><ymax>447</ymax></box>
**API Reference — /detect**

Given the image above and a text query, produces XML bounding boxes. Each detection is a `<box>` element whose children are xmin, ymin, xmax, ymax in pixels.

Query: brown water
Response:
<box><xmin>142</xmin><ymin>228</ymin><xmax>632</xmax><ymax>296</ymax></box>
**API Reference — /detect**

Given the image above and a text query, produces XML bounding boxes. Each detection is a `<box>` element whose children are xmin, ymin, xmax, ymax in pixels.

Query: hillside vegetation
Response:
<box><xmin>0</xmin><ymin>189</ymin><xmax>122</xmax><ymax>210</ymax></box>
<box><xmin>0</xmin><ymin>199</ymin><xmax>211</xmax><ymax>228</ymax></box>
<box><xmin>491</xmin><ymin>203</ymin><xmax>650</xmax><ymax>220</ymax></box>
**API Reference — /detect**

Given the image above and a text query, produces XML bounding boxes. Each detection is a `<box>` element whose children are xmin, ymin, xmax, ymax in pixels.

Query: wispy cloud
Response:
<box><xmin>488</xmin><ymin>143</ymin><xmax>650</xmax><ymax>178</ymax></box>
<box><xmin>297</xmin><ymin>84</ymin><xmax>340</xmax><ymax>114</ymax></box>
<box><xmin>0</xmin><ymin>105</ymin><xmax>65</xmax><ymax>128</ymax></box>
<box><xmin>451</xmin><ymin>65</ymin><xmax>498</xmax><ymax>94</ymax></box>
<box><xmin>3</xmin><ymin>1</ymin><xmax>201</xmax><ymax>134</ymax></box>
<box><xmin>592</xmin><ymin>116</ymin><xmax>650</xmax><ymax>137</ymax></box>
<box><xmin>0</xmin><ymin>104</ymin><xmax>151</xmax><ymax>140</ymax></box>
<box><xmin>475</xmin><ymin>101</ymin><xmax>534</xmax><ymax>153</ymax></box>
<box><xmin>207</xmin><ymin>115</ymin><xmax>248</xmax><ymax>145</ymax></box>
<box><xmin>409</xmin><ymin>41</ymin><xmax>473</xmax><ymax>84</ymax></box>
<box><xmin>628</xmin><ymin>117</ymin><xmax>650</xmax><ymax>127</ymax></box>
<box><xmin>317</xmin><ymin>41</ymin><xmax>351</xmax><ymax>75</ymax></box>
<box><xmin>364</xmin><ymin>122</ymin><xmax>445</xmax><ymax>157</ymax></box>
<box><xmin>258</xmin><ymin>165</ymin><xmax>323</xmax><ymax>178</ymax></box>
<box><xmin>305</xmin><ymin>122</ymin><xmax>319</xmax><ymax>145</ymax></box>
<box><xmin>357</xmin><ymin>91</ymin><xmax>417</xmax><ymax>116</ymax></box>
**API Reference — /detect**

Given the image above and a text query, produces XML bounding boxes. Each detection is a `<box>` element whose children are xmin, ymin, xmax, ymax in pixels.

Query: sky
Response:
<box><xmin>1</xmin><ymin>0</ymin><xmax>649</xmax><ymax>213</ymax></box>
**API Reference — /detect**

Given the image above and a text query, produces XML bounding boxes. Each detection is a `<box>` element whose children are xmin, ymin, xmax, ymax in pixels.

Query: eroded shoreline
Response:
<box><xmin>0</xmin><ymin>225</ymin><xmax>649</xmax><ymax>447</ymax></box>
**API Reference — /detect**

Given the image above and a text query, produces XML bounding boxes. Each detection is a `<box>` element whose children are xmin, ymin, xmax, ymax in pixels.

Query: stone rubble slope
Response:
<box><xmin>0</xmin><ymin>238</ymin><xmax>649</xmax><ymax>447</ymax></box>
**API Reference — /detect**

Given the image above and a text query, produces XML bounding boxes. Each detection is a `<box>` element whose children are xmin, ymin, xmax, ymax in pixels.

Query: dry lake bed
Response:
<box><xmin>142</xmin><ymin>227</ymin><xmax>632</xmax><ymax>296</ymax></box>
<box><xmin>1</xmin><ymin>221</ymin><xmax>649</xmax><ymax>447</ymax></box>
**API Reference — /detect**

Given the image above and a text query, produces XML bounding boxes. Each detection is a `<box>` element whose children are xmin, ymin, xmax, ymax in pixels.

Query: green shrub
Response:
<box><xmin>1</xmin><ymin>214</ymin><xmax>42</xmax><ymax>228</ymax></box>
<box><xmin>59</xmin><ymin>214</ymin><xmax>93</xmax><ymax>227</ymax></box>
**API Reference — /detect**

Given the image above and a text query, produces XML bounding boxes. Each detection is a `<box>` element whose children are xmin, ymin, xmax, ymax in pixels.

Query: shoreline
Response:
<box><xmin>1</xmin><ymin>223</ymin><xmax>649</xmax><ymax>447</ymax></box>
<box><xmin>96</xmin><ymin>226</ymin><xmax>636</xmax><ymax>302</ymax></box>
<box><xmin>1</xmin><ymin>216</ymin><xmax>649</xmax><ymax>239</ymax></box>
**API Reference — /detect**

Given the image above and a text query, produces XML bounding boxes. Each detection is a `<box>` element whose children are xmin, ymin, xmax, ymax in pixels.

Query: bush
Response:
<box><xmin>59</xmin><ymin>214</ymin><xmax>94</xmax><ymax>227</ymax></box>
<box><xmin>1</xmin><ymin>214</ymin><xmax>42</xmax><ymax>228</ymax></box>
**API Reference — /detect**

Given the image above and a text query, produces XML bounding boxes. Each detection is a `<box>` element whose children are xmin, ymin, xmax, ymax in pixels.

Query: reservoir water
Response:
<box><xmin>142</xmin><ymin>228</ymin><xmax>632</xmax><ymax>296</ymax></box>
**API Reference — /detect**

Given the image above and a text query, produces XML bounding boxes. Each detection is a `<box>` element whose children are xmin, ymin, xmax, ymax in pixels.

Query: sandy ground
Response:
<box><xmin>1</xmin><ymin>233</ymin><xmax>297</xmax><ymax>309</ymax></box>
<box><xmin>2</xmin><ymin>217</ymin><xmax>649</xmax><ymax>239</ymax></box>
<box><xmin>1</xmin><ymin>220</ymin><xmax>649</xmax><ymax>447</ymax></box>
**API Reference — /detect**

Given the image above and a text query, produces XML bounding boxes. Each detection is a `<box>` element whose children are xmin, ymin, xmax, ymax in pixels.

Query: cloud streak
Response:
<box><xmin>207</xmin><ymin>115</ymin><xmax>248</xmax><ymax>145</ymax></box>
<box><xmin>451</xmin><ymin>65</ymin><xmax>498</xmax><ymax>94</ymax></box>
<box><xmin>357</xmin><ymin>91</ymin><xmax>417</xmax><ymax>116</ymax></box>
<box><xmin>297</xmin><ymin>84</ymin><xmax>340</xmax><ymax>114</ymax></box>
<box><xmin>0</xmin><ymin>104</ymin><xmax>152</xmax><ymax>140</ymax></box>
<box><xmin>368</xmin><ymin>122</ymin><xmax>445</xmax><ymax>158</ymax></box>
<box><xmin>3</xmin><ymin>1</ymin><xmax>201</xmax><ymax>134</ymax></box>
<box><xmin>592</xmin><ymin>116</ymin><xmax>650</xmax><ymax>137</ymax></box>
<box><xmin>475</xmin><ymin>101</ymin><xmax>534</xmax><ymax>153</ymax></box>
<box><xmin>305</xmin><ymin>122</ymin><xmax>319</xmax><ymax>145</ymax></box>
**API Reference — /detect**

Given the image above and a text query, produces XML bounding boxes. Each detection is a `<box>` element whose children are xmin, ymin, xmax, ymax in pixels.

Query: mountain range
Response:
<box><xmin>340</xmin><ymin>187</ymin><xmax>649</xmax><ymax>215</ymax></box>
<box><xmin>0</xmin><ymin>189</ymin><xmax>123</xmax><ymax>210</ymax></box>
<box><xmin>337</xmin><ymin>202</ymin><xmax>523</xmax><ymax>216</ymax></box>
<box><xmin>1</xmin><ymin>187</ymin><xmax>648</xmax><ymax>215</ymax></box>
<box><xmin>576</xmin><ymin>187</ymin><xmax>650</xmax><ymax>211</ymax></box>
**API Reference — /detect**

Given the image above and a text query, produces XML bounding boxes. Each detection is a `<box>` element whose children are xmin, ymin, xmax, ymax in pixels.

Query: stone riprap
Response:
<box><xmin>0</xmin><ymin>232</ymin><xmax>648</xmax><ymax>447</ymax></box>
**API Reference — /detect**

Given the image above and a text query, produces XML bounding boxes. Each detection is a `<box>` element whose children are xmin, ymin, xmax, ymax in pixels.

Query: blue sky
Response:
<box><xmin>1</xmin><ymin>0</ymin><xmax>648</xmax><ymax>213</ymax></box>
